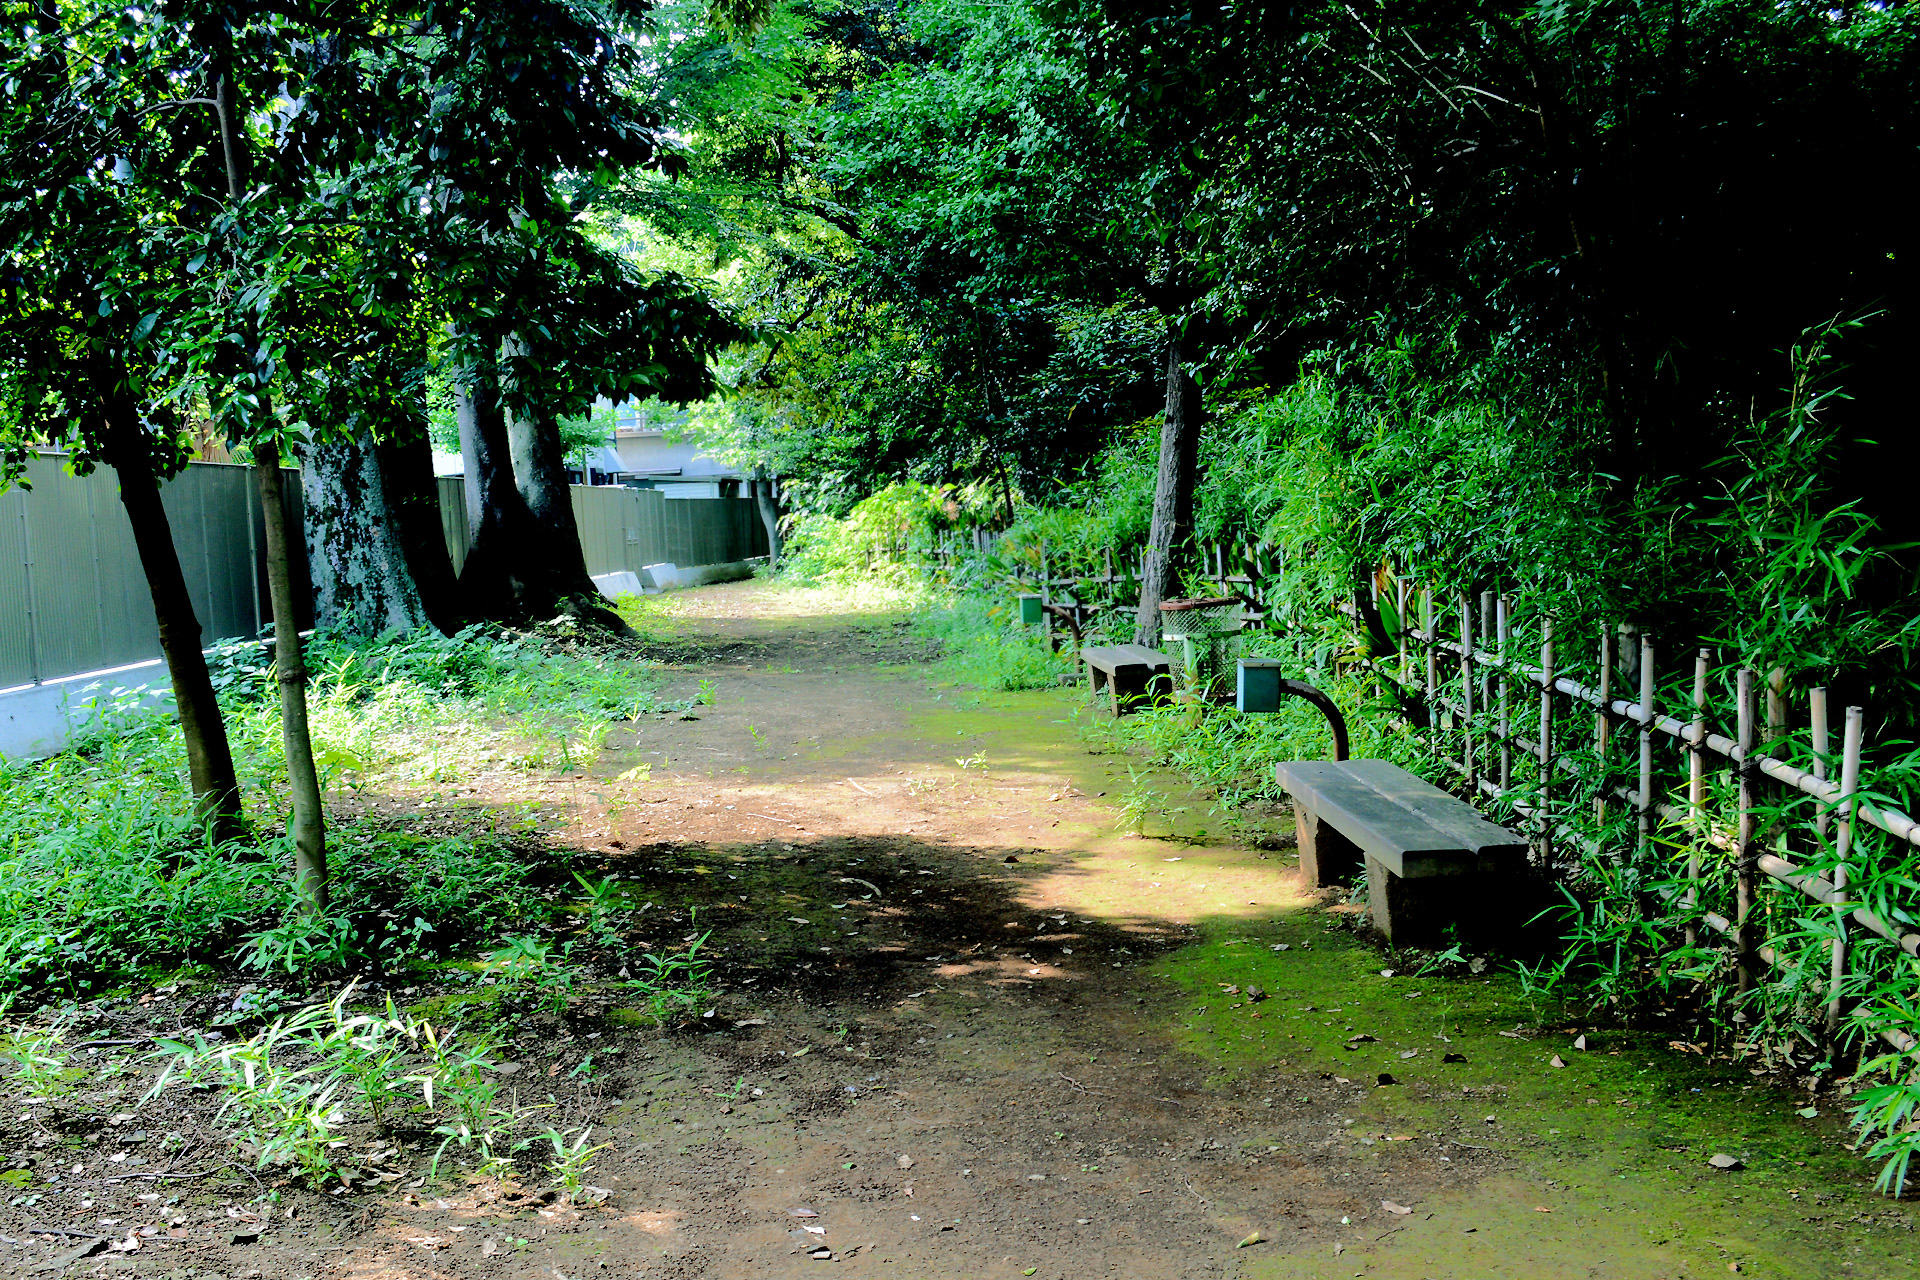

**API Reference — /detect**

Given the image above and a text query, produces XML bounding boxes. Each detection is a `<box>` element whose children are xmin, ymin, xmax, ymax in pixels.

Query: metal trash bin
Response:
<box><xmin>1159</xmin><ymin>596</ymin><xmax>1243</xmax><ymax>700</ymax></box>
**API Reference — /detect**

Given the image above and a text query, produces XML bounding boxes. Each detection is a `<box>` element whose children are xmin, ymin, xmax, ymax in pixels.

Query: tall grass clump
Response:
<box><xmin>913</xmin><ymin>596</ymin><xmax>1072</xmax><ymax>691</ymax></box>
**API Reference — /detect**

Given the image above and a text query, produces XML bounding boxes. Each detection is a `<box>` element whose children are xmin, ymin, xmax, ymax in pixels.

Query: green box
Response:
<box><xmin>1236</xmin><ymin>657</ymin><xmax>1286</xmax><ymax>713</ymax></box>
<box><xmin>1017</xmin><ymin>592</ymin><xmax>1045</xmax><ymax>626</ymax></box>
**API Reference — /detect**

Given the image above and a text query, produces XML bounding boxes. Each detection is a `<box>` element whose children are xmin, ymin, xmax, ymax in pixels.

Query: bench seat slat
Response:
<box><xmin>1274</xmin><ymin>758</ymin><xmax>1525</xmax><ymax>879</ymax></box>
<box><xmin>1081</xmin><ymin>644</ymin><xmax>1170</xmax><ymax>672</ymax></box>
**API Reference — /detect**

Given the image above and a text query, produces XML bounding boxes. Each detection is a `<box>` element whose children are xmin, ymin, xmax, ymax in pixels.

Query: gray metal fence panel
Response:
<box><xmin>0</xmin><ymin>483</ymin><xmax>35</xmax><ymax>688</ymax></box>
<box><xmin>3</xmin><ymin>460</ymin><xmax>765</xmax><ymax>692</ymax></box>
<box><xmin>558</xmin><ymin>487</ymin><xmax>762</xmax><ymax>580</ymax></box>
<box><xmin>1</xmin><ymin>453</ymin><xmax>300</xmax><ymax>690</ymax></box>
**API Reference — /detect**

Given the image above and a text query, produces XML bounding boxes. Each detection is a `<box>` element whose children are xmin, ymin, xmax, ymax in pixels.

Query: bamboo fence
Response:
<box><xmin>934</xmin><ymin>528</ymin><xmax>1919</xmax><ymax>1059</ymax></box>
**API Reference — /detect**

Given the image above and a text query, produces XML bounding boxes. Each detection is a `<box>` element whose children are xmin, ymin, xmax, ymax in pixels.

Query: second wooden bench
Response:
<box><xmin>1081</xmin><ymin>644</ymin><xmax>1172</xmax><ymax>715</ymax></box>
<box><xmin>1274</xmin><ymin>757</ymin><xmax>1527</xmax><ymax>944</ymax></box>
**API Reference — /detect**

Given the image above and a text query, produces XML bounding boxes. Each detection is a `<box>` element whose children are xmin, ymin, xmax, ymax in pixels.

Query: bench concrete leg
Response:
<box><xmin>1366</xmin><ymin>860</ymin><xmax>1510</xmax><ymax>946</ymax></box>
<box><xmin>1087</xmin><ymin>664</ymin><xmax>1110</xmax><ymax>699</ymax></box>
<box><xmin>1106</xmin><ymin>668</ymin><xmax>1170</xmax><ymax>716</ymax></box>
<box><xmin>1296</xmin><ymin>805</ymin><xmax>1360</xmax><ymax>888</ymax></box>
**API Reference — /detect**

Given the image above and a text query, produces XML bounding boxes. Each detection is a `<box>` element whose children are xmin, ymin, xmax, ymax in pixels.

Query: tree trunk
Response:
<box><xmin>302</xmin><ymin>432</ymin><xmax>437</xmax><ymax>634</ymax></box>
<box><xmin>374</xmin><ymin>418</ymin><xmax>463</xmax><ymax>634</ymax></box>
<box><xmin>457</xmin><ymin>377</ymin><xmax>616</xmax><ymax>627</ymax></box>
<box><xmin>456</xmin><ymin>376</ymin><xmax>539</xmax><ymax>621</ymax></box>
<box><xmin>97</xmin><ymin>389</ymin><xmax>247</xmax><ymax>844</ymax></box>
<box><xmin>254</xmin><ymin>443</ymin><xmax>328</xmax><ymax>915</ymax></box>
<box><xmin>1132</xmin><ymin>320</ymin><xmax>1202</xmax><ymax>647</ymax></box>
<box><xmin>753</xmin><ymin>475</ymin><xmax>782</xmax><ymax>568</ymax></box>
<box><xmin>505</xmin><ymin>403</ymin><xmax>609</xmax><ymax>616</ymax></box>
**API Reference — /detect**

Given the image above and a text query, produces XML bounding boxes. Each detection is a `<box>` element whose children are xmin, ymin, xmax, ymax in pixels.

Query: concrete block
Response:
<box><xmin>591</xmin><ymin>571</ymin><xmax>646</xmax><ymax>600</ymax></box>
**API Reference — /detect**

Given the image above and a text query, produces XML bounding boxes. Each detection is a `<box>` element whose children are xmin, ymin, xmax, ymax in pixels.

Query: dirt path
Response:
<box><xmin>26</xmin><ymin>581</ymin><xmax>1920</xmax><ymax>1280</ymax></box>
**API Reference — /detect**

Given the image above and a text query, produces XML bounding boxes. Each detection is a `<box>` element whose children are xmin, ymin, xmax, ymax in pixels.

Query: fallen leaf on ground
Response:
<box><xmin>1381</xmin><ymin>1201</ymin><xmax>1413</xmax><ymax>1215</ymax></box>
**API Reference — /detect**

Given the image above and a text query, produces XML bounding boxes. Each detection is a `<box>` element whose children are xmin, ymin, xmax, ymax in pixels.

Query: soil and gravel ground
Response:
<box><xmin>6</xmin><ymin>579</ymin><xmax>1920</xmax><ymax>1279</ymax></box>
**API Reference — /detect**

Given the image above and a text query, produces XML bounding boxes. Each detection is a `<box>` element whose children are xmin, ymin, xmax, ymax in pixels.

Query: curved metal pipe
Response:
<box><xmin>1277</xmin><ymin>678</ymin><xmax>1350</xmax><ymax>761</ymax></box>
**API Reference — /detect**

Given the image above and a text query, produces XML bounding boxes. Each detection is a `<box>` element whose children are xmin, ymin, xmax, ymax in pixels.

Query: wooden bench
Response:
<box><xmin>1081</xmin><ymin>644</ymin><xmax>1172</xmax><ymax>715</ymax></box>
<box><xmin>1274</xmin><ymin>758</ymin><xmax>1527</xmax><ymax>944</ymax></box>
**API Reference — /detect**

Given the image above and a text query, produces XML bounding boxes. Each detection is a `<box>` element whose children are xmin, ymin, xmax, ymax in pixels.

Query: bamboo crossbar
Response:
<box><xmin>1411</xmin><ymin>622</ymin><xmax>1920</xmax><ymax>853</ymax></box>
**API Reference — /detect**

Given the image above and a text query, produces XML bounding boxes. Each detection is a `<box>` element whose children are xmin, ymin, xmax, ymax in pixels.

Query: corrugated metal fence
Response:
<box><xmin>432</xmin><ymin>477</ymin><xmax>766</xmax><ymax>581</ymax></box>
<box><xmin>1</xmin><ymin>454</ymin><xmax>764</xmax><ymax>692</ymax></box>
<box><xmin>1</xmin><ymin>454</ymin><xmax>305</xmax><ymax>691</ymax></box>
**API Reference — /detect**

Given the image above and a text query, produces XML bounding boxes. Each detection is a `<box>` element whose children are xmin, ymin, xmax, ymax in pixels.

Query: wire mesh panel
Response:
<box><xmin>1160</xmin><ymin>596</ymin><xmax>1243</xmax><ymax>699</ymax></box>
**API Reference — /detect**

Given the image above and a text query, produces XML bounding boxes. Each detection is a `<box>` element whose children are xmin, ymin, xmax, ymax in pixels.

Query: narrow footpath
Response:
<box><xmin>344</xmin><ymin>580</ymin><xmax>1918</xmax><ymax>1280</ymax></box>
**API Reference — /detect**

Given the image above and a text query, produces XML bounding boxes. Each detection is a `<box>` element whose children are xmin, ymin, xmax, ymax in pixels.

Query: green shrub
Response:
<box><xmin>914</xmin><ymin>595</ymin><xmax>1072</xmax><ymax>691</ymax></box>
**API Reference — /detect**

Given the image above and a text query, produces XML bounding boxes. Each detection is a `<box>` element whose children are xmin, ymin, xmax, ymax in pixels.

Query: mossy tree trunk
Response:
<box><xmin>456</xmin><ymin>349</ymin><xmax>624</xmax><ymax>631</ymax></box>
<box><xmin>302</xmin><ymin>432</ymin><xmax>437</xmax><ymax>634</ymax></box>
<box><xmin>1132</xmin><ymin>319</ymin><xmax>1202</xmax><ymax>647</ymax></box>
<box><xmin>456</xmin><ymin>375</ymin><xmax>558</xmax><ymax>624</ymax></box>
<box><xmin>505</xmin><ymin>399</ymin><xmax>621</xmax><ymax>628</ymax></box>
<box><xmin>374</xmin><ymin>420</ymin><xmax>463</xmax><ymax>634</ymax></box>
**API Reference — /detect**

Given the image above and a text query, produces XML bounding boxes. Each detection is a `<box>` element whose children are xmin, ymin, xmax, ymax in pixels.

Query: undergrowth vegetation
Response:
<box><xmin>0</xmin><ymin>624</ymin><xmax>663</xmax><ymax>1006</ymax></box>
<box><xmin>132</xmin><ymin>983</ymin><xmax>626</xmax><ymax>1194</ymax></box>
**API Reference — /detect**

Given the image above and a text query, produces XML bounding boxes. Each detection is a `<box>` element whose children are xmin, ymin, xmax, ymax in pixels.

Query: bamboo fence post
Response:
<box><xmin>1539</xmin><ymin>616</ymin><xmax>1556</xmax><ymax>869</ymax></box>
<box><xmin>1497</xmin><ymin>597</ymin><xmax>1512</xmax><ymax>792</ymax></box>
<box><xmin>1685</xmin><ymin>651</ymin><xmax>1708</xmax><ymax>951</ymax></box>
<box><xmin>1735</xmin><ymin>668</ymin><xmax>1760</xmax><ymax>994</ymax></box>
<box><xmin>1766</xmin><ymin>669</ymin><xmax>1788</xmax><ymax>751</ymax></box>
<box><xmin>1039</xmin><ymin>539</ymin><xmax>1054</xmax><ymax>640</ymax></box>
<box><xmin>1423</xmin><ymin>587</ymin><xmax>1437</xmax><ymax>725</ymax></box>
<box><xmin>1396</xmin><ymin>578</ymin><xmax>1411</xmax><ymax>685</ymax></box>
<box><xmin>1596</xmin><ymin>629</ymin><xmax>1613</xmax><ymax>832</ymax></box>
<box><xmin>1767</xmin><ymin>668</ymin><xmax>1788</xmax><ymax>852</ymax></box>
<box><xmin>1479</xmin><ymin>590</ymin><xmax>1494</xmax><ymax>721</ymax></box>
<box><xmin>1460</xmin><ymin>594</ymin><xmax>1476</xmax><ymax>790</ymax></box>
<box><xmin>1811</xmin><ymin>688</ymin><xmax>1831</xmax><ymax>843</ymax></box>
<box><xmin>1638</xmin><ymin>637</ymin><xmax>1656</xmax><ymax>860</ymax></box>
<box><xmin>1825</xmin><ymin>706</ymin><xmax>1864</xmax><ymax>1033</ymax></box>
